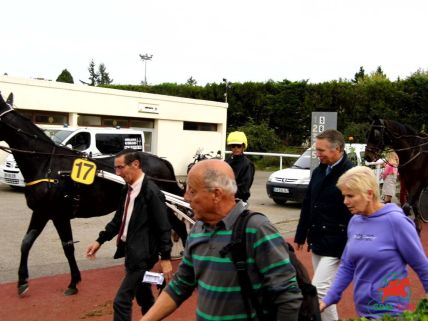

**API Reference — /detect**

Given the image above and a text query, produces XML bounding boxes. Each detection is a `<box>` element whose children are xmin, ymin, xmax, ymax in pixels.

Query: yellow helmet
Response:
<box><xmin>227</xmin><ymin>131</ymin><xmax>248</xmax><ymax>150</ymax></box>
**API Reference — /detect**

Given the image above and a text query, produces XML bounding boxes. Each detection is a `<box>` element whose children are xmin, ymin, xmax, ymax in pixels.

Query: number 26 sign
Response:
<box><xmin>71</xmin><ymin>159</ymin><xmax>97</xmax><ymax>185</ymax></box>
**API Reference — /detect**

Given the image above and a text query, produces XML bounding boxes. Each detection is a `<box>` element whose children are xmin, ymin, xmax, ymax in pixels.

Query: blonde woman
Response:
<box><xmin>320</xmin><ymin>166</ymin><xmax>428</xmax><ymax>318</ymax></box>
<box><xmin>381</xmin><ymin>152</ymin><xmax>399</xmax><ymax>203</ymax></box>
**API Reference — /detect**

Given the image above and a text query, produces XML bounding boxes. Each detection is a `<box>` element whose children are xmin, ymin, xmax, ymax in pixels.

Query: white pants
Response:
<box><xmin>312</xmin><ymin>253</ymin><xmax>340</xmax><ymax>321</ymax></box>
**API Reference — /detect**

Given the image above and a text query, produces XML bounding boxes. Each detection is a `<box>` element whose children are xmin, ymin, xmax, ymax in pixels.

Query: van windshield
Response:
<box><xmin>292</xmin><ymin>149</ymin><xmax>311</xmax><ymax>169</ymax></box>
<box><xmin>47</xmin><ymin>130</ymin><xmax>74</xmax><ymax>144</ymax></box>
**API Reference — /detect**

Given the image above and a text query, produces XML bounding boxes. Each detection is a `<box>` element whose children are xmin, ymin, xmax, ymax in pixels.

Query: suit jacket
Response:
<box><xmin>97</xmin><ymin>175</ymin><xmax>172</xmax><ymax>271</ymax></box>
<box><xmin>294</xmin><ymin>153</ymin><xmax>353</xmax><ymax>258</ymax></box>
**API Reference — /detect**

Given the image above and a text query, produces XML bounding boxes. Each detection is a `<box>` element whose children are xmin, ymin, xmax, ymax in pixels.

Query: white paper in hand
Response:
<box><xmin>142</xmin><ymin>271</ymin><xmax>165</xmax><ymax>285</ymax></box>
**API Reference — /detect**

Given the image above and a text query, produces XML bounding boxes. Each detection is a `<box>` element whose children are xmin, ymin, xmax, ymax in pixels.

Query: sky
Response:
<box><xmin>1</xmin><ymin>0</ymin><xmax>428</xmax><ymax>86</ymax></box>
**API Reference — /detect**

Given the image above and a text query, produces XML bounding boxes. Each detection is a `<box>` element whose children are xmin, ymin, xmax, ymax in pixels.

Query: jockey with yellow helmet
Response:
<box><xmin>225</xmin><ymin>131</ymin><xmax>255</xmax><ymax>202</ymax></box>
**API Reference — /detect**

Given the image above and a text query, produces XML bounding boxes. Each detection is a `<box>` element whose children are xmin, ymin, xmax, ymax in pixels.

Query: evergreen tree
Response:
<box><xmin>186</xmin><ymin>76</ymin><xmax>197</xmax><ymax>86</ymax></box>
<box><xmin>87</xmin><ymin>59</ymin><xmax>99</xmax><ymax>86</ymax></box>
<box><xmin>353</xmin><ymin>66</ymin><xmax>366</xmax><ymax>83</ymax></box>
<box><xmin>56</xmin><ymin>69</ymin><xmax>74</xmax><ymax>84</ymax></box>
<box><xmin>98</xmin><ymin>63</ymin><xmax>113</xmax><ymax>85</ymax></box>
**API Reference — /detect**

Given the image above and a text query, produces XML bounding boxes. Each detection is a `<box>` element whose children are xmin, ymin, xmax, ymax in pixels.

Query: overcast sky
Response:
<box><xmin>1</xmin><ymin>0</ymin><xmax>427</xmax><ymax>86</ymax></box>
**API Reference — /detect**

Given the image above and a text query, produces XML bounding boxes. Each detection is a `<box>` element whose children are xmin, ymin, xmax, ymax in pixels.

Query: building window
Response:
<box><xmin>183</xmin><ymin>121</ymin><xmax>217</xmax><ymax>131</ymax></box>
<box><xmin>130</xmin><ymin>119</ymin><xmax>154</xmax><ymax>128</ymax></box>
<box><xmin>143</xmin><ymin>131</ymin><xmax>152</xmax><ymax>152</ymax></box>
<box><xmin>102</xmin><ymin>118</ymin><xmax>129</xmax><ymax>128</ymax></box>
<box><xmin>78</xmin><ymin>114</ymin><xmax>154</xmax><ymax>129</ymax></box>
<box><xmin>16</xmin><ymin>109</ymin><xmax>68</xmax><ymax>126</ymax></box>
<box><xmin>78</xmin><ymin>115</ymin><xmax>102</xmax><ymax>126</ymax></box>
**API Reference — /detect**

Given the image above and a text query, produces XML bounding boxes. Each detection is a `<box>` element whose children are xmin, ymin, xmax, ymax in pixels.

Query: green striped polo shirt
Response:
<box><xmin>165</xmin><ymin>201</ymin><xmax>302</xmax><ymax>321</ymax></box>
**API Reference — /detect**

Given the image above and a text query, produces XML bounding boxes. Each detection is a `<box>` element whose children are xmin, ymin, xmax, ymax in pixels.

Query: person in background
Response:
<box><xmin>320</xmin><ymin>166</ymin><xmax>428</xmax><ymax>318</ymax></box>
<box><xmin>86</xmin><ymin>150</ymin><xmax>173</xmax><ymax>321</ymax></box>
<box><xmin>294</xmin><ymin>129</ymin><xmax>354</xmax><ymax>321</ymax></box>
<box><xmin>225</xmin><ymin>131</ymin><xmax>255</xmax><ymax>202</ymax></box>
<box><xmin>381</xmin><ymin>151</ymin><xmax>399</xmax><ymax>203</ymax></box>
<box><xmin>139</xmin><ymin>159</ymin><xmax>302</xmax><ymax>321</ymax></box>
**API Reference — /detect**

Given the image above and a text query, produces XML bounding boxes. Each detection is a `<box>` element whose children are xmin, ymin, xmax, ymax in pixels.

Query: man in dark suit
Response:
<box><xmin>294</xmin><ymin>129</ymin><xmax>353</xmax><ymax>321</ymax></box>
<box><xmin>86</xmin><ymin>150</ymin><xmax>172</xmax><ymax>321</ymax></box>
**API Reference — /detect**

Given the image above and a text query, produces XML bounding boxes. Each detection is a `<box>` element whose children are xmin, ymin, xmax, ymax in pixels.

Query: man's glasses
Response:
<box><xmin>229</xmin><ymin>144</ymin><xmax>243</xmax><ymax>148</ymax></box>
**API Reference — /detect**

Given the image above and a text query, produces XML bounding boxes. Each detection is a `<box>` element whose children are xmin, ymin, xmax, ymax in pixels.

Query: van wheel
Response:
<box><xmin>273</xmin><ymin>198</ymin><xmax>287</xmax><ymax>205</ymax></box>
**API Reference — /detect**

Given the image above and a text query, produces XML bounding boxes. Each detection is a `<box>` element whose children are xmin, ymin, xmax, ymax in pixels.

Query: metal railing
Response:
<box><xmin>225</xmin><ymin>151</ymin><xmax>385</xmax><ymax>182</ymax></box>
<box><xmin>365</xmin><ymin>159</ymin><xmax>385</xmax><ymax>183</ymax></box>
<box><xmin>225</xmin><ymin>151</ymin><xmax>299</xmax><ymax>170</ymax></box>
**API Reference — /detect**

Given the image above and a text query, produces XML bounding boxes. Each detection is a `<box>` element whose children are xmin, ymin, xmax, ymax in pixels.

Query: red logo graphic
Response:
<box><xmin>378</xmin><ymin>277</ymin><xmax>410</xmax><ymax>303</ymax></box>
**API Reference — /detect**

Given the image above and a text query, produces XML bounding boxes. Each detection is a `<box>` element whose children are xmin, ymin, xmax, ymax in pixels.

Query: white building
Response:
<box><xmin>0</xmin><ymin>75</ymin><xmax>228</xmax><ymax>175</ymax></box>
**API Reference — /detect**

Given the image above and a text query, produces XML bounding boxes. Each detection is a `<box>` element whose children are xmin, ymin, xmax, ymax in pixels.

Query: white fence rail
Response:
<box><xmin>225</xmin><ymin>151</ymin><xmax>299</xmax><ymax>170</ymax></box>
<box><xmin>365</xmin><ymin>159</ymin><xmax>385</xmax><ymax>183</ymax></box>
<box><xmin>225</xmin><ymin>151</ymin><xmax>385</xmax><ymax>182</ymax></box>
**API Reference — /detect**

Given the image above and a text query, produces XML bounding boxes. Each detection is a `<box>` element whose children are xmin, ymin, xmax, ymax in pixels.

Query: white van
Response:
<box><xmin>0</xmin><ymin>127</ymin><xmax>144</xmax><ymax>188</ymax></box>
<box><xmin>266</xmin><ymin>144</ymin><xmax>366</xmax><ymax>204</ymax></box>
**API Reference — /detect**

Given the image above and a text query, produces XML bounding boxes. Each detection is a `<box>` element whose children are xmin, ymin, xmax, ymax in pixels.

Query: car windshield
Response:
<box><xmin>44</xmin><ymin>129</ymin><xmax>74</xmax><ymax>144</ymax></box>
<box><xmin>292</xmin><ymin>149</ymin><xmax>311</xmax><ymax>169</ymax></box>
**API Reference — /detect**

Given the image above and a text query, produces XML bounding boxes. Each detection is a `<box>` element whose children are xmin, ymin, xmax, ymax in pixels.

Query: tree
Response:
<box><xmin>56</xmin><ymin>69</ymin><xmax>74</xmax><ymax>84</ymax></box>
<box><xmin>353</xmin><ymin>66</ymin><xmax>366</xmax><ymax>83</ymax></box>
<box><xmin>81</xmin><ymin>60</ymin><xmax>113</xmax><ymax>86</ymax></box>
<box><xmin>87</xmin><ymin>59</ymin><xmax>99</xmax><ymax>86</ymax></box>
<box><xmin>98</xmin><ymin>63</ymin><xmax>113</xmax><ymax>85</ymax></box>
<box><xmin>375</xmin><ymin>66</ymin><xmax>386</xmax><ymax>78</ymax></box>
<box><xmin>186</xmin><ymin>76</ymin><xmax>197</xmax><ymax>86</ymax></box>
<box><xmin>235</xmin><ymin>119</ymin><xmax>281</xmax><ymax>152</ymax></box>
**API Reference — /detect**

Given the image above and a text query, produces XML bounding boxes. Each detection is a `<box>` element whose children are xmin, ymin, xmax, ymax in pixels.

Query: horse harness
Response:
<box><xmin>367</xmin><ymin>120</ymin><xmax>428</xmax><ymax>169</ymax></box>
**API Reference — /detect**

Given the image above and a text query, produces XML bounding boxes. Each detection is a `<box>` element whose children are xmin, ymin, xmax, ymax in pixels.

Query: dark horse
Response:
<box><xmin>365</xmin><ymin>118</ymin><xmax>428</xmax><ymax>232</ymax></box>
<box><xmin>0</xmin><ymin>92</ymin><xmax>186</xmax><ymax>296</ymax></box>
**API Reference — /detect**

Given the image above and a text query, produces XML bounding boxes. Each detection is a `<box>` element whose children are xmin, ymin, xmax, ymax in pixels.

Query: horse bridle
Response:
<box><xmin>365</xmin><ymin>122</ymin><xmax>386</xmax><ymax>161</ymax></box>
<box><xmin>0</xmin><ymin>101</ymin><xmax>14</xmax><ymax>118</ymax></box>
<box><xmin>366</xmin><ymin>120</ymin><xmax>428</xmax><ymax>168</ymax></box>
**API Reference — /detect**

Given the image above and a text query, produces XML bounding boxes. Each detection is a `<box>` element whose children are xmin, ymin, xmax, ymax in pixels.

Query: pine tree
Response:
<box><xmin>56</xmin><ymin>69</ymin><xmax>74</xmax><ymax>83</ymax></box>
<box><xmin>98</xmin><ymin>63</ymin><xmax>113</xmax><ymax>85</ymax></box>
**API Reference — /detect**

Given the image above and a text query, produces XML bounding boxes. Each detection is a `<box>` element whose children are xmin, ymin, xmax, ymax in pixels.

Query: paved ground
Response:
<box><xmin>1</xmin><ymin>227</ymin><xmax>426</xmax><ymax>321</ymax></box>
<box><xmin>1</xmin><ymin>170</ymin><xmax>425</xmax><ymax>320</ymax></box>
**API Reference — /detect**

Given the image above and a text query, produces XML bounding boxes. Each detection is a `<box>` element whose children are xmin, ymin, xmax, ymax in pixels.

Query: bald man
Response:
<box><xmin>140</xmin><ymin>159</ymin><xmax>302</xmax><ymax>321</ymax></box>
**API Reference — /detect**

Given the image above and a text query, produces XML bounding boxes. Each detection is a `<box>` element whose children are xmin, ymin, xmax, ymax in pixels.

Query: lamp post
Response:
<box><xmin>139</xmin><ymin>53</ymin><xmax>153</xmax><ymax>85</ymax></box>
<box><xmin>222</xmin><ymin>78</ymin><xmax>231</xmax><ymax>103</ymax></box>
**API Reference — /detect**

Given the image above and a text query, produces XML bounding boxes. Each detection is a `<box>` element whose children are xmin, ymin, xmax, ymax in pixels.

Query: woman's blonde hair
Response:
<box><xmin>386</xmin><ymin>151</ymin><xmax>399</xmax><ymax>165</ymax></box>
<box><xmin>337</xmin><ymin>166</ymin><xmax>380</xmax><ymax>202</ymax></box>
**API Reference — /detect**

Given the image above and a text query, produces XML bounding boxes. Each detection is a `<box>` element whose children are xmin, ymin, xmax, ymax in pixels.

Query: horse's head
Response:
<box><xmin>365</xmin><ymin>118</ymin><xmax>386</xmax><ymax>162</ymax></box>
<box><xmin>0</xmin><ymin>92</ymin><xmax>14</xmax><ymax>139</ymax></box>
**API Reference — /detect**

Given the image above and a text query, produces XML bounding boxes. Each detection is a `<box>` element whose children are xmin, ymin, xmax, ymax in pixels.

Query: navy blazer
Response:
<box><xmin>294</xmin><ymin>152</ymin><xmax>353</xmax><ymax>258</ymax></box>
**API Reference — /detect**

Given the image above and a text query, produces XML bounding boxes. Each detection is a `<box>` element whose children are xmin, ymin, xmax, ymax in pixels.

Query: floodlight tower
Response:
<box><xmin>139</xmin><ymin>53</ymin><xmax>153</xmax><ymax>85</ymax></box>
<box><xmin>223</xmin><ymin>78</ymin><xmax>231</xmax><ymax>103</ymax></box>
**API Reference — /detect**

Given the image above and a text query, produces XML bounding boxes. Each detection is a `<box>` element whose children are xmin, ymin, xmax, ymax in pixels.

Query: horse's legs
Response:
<box><xmin>167</xmin><ymin>210</ymin><xmax>188</xmax><ymax>247</ymax></box>
<box><xmin>412</xmin><ymin>207</ymin><xmax>423</xmax><ymax>235</ymax></box>
<box><xmin>18</xmin><ymin>212</ymin><xmax>49</xmax><ymax>296</ymax></box>
<box><xmin>408</xmin><ymin>192</ymin><xmax>422</xmax><ymax>236</ymax></box>
<box><xmin>52</xmin><ymin>217</ymin><xmax>81</xmax><ymax>296</ymax></box>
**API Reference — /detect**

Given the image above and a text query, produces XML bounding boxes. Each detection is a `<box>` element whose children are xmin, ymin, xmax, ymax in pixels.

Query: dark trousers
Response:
<box><xmin>113</xmin><ymin>268</ymin><xmax>155</xmax><ymax>321</ymax></box>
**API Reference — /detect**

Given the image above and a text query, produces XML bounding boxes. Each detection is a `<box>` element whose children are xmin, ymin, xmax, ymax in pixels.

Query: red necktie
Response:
<box><xmin>117</xmin><ymin>186</ymin><xmax>133</xmax><ymax>244</ymax></box>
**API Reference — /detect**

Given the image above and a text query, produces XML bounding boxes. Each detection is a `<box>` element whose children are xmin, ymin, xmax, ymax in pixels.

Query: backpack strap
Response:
<box><xmin>219</xmin><ymin>210</ymin><xmax>266</xmax><ymax>321</ymax></box>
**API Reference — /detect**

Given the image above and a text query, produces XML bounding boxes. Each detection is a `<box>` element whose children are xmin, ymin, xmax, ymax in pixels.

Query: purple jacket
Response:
<box><xmin>323</xmin><ymin>203</ymin><xmax>428</xmax><ymax>318</ymax></box>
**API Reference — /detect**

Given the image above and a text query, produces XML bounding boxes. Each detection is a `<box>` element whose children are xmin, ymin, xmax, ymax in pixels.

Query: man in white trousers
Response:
<box><xmin>294</xmin><ymin>129</ymin><xmax>354</xmax><ymax>321</ymax></box>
